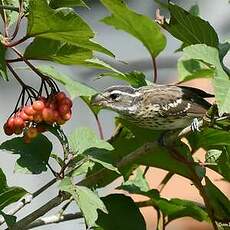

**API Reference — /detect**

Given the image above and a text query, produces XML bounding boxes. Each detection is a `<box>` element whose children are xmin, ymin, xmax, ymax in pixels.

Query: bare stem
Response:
<box><xmin>94</xmin><ymin>114</ymin><xmax>104</xmax><ymax>139</ymax></box>
<box><xmin>25</xmin><ymin>212</ymin><xmax>82</xmax><ymax>229</ymax></box>
<box><xmin>152</xmin><ymin>55</ymin><xmax>158</xmax><ymax>83</ymax></box>
<box><xmin>157</xmin><ymin>172</ymin><xmax>174</xmax><ymax>193</ymax></box>
<box><xmin>0</xmin><ymin>5</ymin><xmax>19</xmax><ymax>12</ymax></box>
<box><xmin>0</xmin><ymin>178</ymin><xmax>57</xmax><ymax>226</ymax></box>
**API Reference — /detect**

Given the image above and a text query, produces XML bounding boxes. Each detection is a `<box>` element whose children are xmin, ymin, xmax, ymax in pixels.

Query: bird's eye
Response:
<box><xmin>109</xmin><ymin>93</ymin><xmax>120</xmax><ymax>100</ymax></box>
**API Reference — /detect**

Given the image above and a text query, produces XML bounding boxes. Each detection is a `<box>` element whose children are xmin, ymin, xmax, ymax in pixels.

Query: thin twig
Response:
<box><xmin>0</xmin><ymin>5</ymin><xmax>19</xmax><ymax>12</ymax></box>
<box><xmin>94</xmin><ymin>114</ymin><xmax>104</xmax><ymax>139</ymax></box>
<box><xmin>157</xmin><ymin>172</ymin><xmax>174</xmax><ymax>193</ymax></box>
<box><xmin>0</xmin><ymin>178</ymin><xmax>57</xmax><ymax>225</ymax></box>
<box><xmin>25</xmin><ymin>212</ymin><xmax>82</xmax><ymax>229</ymax></box>
<box><xmin>152</xmin><ymin>56</ymin><xmax>158</xmax><ymax>83</ymax></box>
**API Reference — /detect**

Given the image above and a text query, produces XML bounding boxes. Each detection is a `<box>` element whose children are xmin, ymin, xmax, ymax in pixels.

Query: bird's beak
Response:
<box><xmin>91</xmin><ymin>94</ymin><xmax>107</xmax><ymax>106</ymax></box>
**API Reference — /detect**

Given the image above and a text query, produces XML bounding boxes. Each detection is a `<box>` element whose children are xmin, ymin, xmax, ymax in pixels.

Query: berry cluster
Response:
<box><xmin>3</xmin><ymin>91</ymin><xmax>72</xmax><ymax>142</ymax></box>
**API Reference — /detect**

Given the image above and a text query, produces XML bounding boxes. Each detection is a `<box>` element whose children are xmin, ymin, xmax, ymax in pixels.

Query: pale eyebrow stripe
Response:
<box><xmin>108</xmin><ymin>90</ymin><xmax>139</xmax><ymax>97</ymax></box>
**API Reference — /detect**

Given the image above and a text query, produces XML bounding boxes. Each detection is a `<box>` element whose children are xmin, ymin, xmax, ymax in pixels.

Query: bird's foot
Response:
<box><xmin>191</xmin><ymin>118</ymin><xmax>201</xmax><ymax>132</ymax></box>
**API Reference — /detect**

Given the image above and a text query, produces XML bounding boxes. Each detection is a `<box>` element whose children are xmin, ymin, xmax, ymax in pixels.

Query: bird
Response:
<box><xmin>91</xmin><ymin>84</ymin><xmax>213</xmax><ymax>131</ymax></box>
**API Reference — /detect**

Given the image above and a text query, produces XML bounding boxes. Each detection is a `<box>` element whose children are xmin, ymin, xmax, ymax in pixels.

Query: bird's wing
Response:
<box><xmin>138</xmin><ymin>85</ymin><xmax>210</xmax><ymax>117</ymax></box>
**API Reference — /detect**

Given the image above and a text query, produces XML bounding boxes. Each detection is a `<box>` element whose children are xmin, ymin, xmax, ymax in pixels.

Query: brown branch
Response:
<box><xmin>0</xmin><ymin>178</ymin><xmax>57</xmax><ymax>226</ymax></box>
<box><xmin>25</xmin><ymin>212</ymin><xmax>82</xmax><ymax>229</ymax></box>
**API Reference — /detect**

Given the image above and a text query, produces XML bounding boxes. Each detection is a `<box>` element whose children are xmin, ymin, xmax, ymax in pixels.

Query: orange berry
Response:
<box><xmin>32</xmin><ymin>100</ymin><xmax>45</xmax><ymax>111</ymax></box>
<box><xmin>6</xmin><ymin>117</ymin><xmax>15</xmax><ymax>129</ymax></box>
<box><xmin>24</xmin><ymin>106</ymin><xmax>36</xmax><ymax>116</ymax></box>
<box><xmin>62</xmin><ymin>112</ymin><xmax>72</xmax><ymax>121</ymax></box>
<box><xmin>60</xmin><ymin>97</ymin><xmax>72</xmax><ymax>108</ymax></box>
<box><xmin>55</xmin><ymin>92</ymin><xmax>66</xmax><ymax>102</ymax></box>
<box><xmin>58</xmin><ymin>104</ymin><xmax>70</xmax><ymax>115</ymax></box>
<box><xmin>42</xmin><ymin>108</ymin><xmax>54</xmax><ymax>123</ymax></box>
<box><xmin>33</xmin><ymin>113</ymin><xmax>43</xmax><ymax>123</ymax></box>
<box><xmin>19</xmin><ymin>111</ymin><xmax>30</xmax><ymax>121</ymax></box>
<box><xmin>14</xmin><ymin>117</ymin><xmax>25</xmax><ymax>128</ymax></box>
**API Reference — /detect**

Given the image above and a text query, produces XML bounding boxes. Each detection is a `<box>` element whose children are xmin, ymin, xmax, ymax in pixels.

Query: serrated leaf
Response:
<box><xmin>24</xmin><ymin>38</ymin><xmax>93</xmax><ymax>64</ymax></box>
<box><xmin>100</xmin><ymin>0</ymin><xmax>166</xmax><ymax>57</ymax></box>
<box><xmin>205</xmin><ymin>149</ymin><xmax>222</xmax><ymax>163</ymax></box>
<box><xmin>205</xmin><ymin>148</ymin><xmax>230</xmax><ymax>182</ymax></box>
<box><xmin>59</xmin><ymin>177</ymin><xmax>107</xmax><ymax>227</ymax></box>
<box><xmin>69</xmin><ymin>127</ymin><xmax>113</xmax><ymax>154</ymax></box>
<box><xmin>0</xmin><ymin>211</ymin><xmax>16</xmax><ymax>227</ymax></box>
<box><xmin>204</xmin><ymin>177</ymin><xmax>230</xmax><ymax>222</ymax></box>
<box><xmin>100</xmin><ymin>71</ymin><xmax>147</xmax><ymax>88</ymax></box>
<box><xmin>178</xmin><ymin>44</ymin><xmax>230</xmax><ymax>114</ymax></box>
<box><xmin>37</xmin><ymin>65</ymin><xmax>97</xmax><ymax>99</ymax></box>
<box><xmin>95</xmin><ymin>194</ymin><xmax>146</xmax><ymax>230</ymax></box>
<box><xmin>0</xmin><ymin>169</ymin><xmax>27</xmax><ymax>210</ymax></box>
<box><xmin>188</xmin><ymin>128</ymin><xmax>230</xmax><ymax>150</ymax></box>
<box><xmin>165</xmin><ymin>3</ymin><xmax>219</xmax><ymax>48</ymax></box>
<box><xmin>86</xmin><ymin>149</ymin><xmax>119</xmax><ymax>173</ymax></box>
<box><xmin>178</xmin><ymin>59</ymin><xmax>214</xmax><ymax>82</ymax></box>
<box><xmin>117</xmin><ymin>168</ymin><xmax>150</xmax><ymax>194</ymax></box>
<box><xmin>0</xmin><ymin>42</ymin><xmax>7</xmax><ymax>81</ymax></box>
<box><xmin>219</xmin><ymin>41</ymin><xmax>230</xmax><ymax>62</ymax></box>
<box><xmin>0</xmin><ymin>134</ymin><xmax>52</xmax><ymax>174</ymax></box>
<box><xmin>49</xmin><ymin>0</ymin><xmax>87</xmax><ymax>9</ymax></box>
<box><xmin>27</xmin><ymin>0</ymin><xmax>114</xmax><ymax>57</ymax></box>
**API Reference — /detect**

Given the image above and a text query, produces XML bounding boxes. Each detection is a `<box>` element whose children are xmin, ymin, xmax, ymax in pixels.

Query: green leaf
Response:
<box><xmin>188</xmin><ymin>128</ymin><xmax>230</xmax><ymax>150</ymax></box>
<box><xmin>95</xmin><ymin>194</ymin><xmax>146</xmax><ymax>230</ymax></box>
<box><xmin>178</xmin><ymin>59</ymin><xmax>214</xmax><ymax>82</ymax></box>
<box><xmin>205</xmin><ymin>148</ymin><xmax>230</xmax><ymax>182</ymax></box>
<box><xmin>0</xmin><ymin>169</ymin><xmax>27</xmax><ymax>210</ymax></box>
<box><xmin>24</xmin><ymin>38</ymin><xmax>119</xmax><ymax>72</ymax></box>
<box><xmin>49</xmin><ymin>0</ymin><xmax>87</xmax><ymax>8</ymax></box>
<box><xmin>204</xmin><ymin>177</ymin><xmax>230</xmax><ymax>222</ymax></box>
<box><xmin>27</xmin><ymin>0</ymin><xmax>114</xmax><ymax>57</ymax></box>
<box><xmin>71</xmin><ymin>161</ymin><xmax>95</xmax><ymax>176</ymax></box>
<box><xmin>69</xmin><ymin>127</ymin><xmax>113</xmax><ymax>154</ymax></box>
<box><xmin>219</xmin><ymin>41</ymin><xmax>230</xmax><ymax>62</ymax></box>
<box><xmin>189</xmin><ymin>4</ymin><xmax>199</xmax><ymax>16</ymax></box>
<box><xmin>37</xmin><ymin>65</ymin><xmax>97</xmax><ymax>99</ymax></box>
<box><xmin>59</xmin><ymin>177</ymin><xmax>107</xmax><ymax>227</ymax></box>
<box><xmin>0</xmin><ymin>134</ymin><xmax>52</xmax><ymax>174</ymax></box>
<box><xmin>0</xmin><ymin>42</ymin><xmax>7</xmax><ymax>81</ymax></box>
<box><xmin>86</xmin><ymin>150</ymin><xmax>119</xmax><ymax>174</ymax></box>
<box><xmin>165</xmin><ymin>199</ymin><xmax>209</xmax><ymax>223</ymax></box>
<box><xmin>24</xmin><ymin>38</ymin><xmax>93</xmax><ymax>64</ymax></box>
<box><xmin>178</xmin><ymin>44</ymin><xmax>230</xmax><ymax>114</ymax></box>
<box><xmin>205</xmin><ymin>149</ymin><xmax>222</xmax><ymax>164</ymax></box>
<box><xmin>165</xmin><ymin>3</ymin><xmax>219</xmax><ymax>48</ymax></box>
<box><xmin>117</xmin><ymin>168</ymin><xmax>150</xmax><ymax>194</ymax></box>
<box><xmin>100</xmin><ymin>71</ymin><xmax>147</xmax><ymax>88</ymax></box>
<box><xmin>0</xmin><ymin>212</ymin><xmax>16</xmax><ymax>227</ymax></box>
<box><xmin>100</xmin><ymin>0</ymin><xmax>166</xmax><ymax>57</ymax></box>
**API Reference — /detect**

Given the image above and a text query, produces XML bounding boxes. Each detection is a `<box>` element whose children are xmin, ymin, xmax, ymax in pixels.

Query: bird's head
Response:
<box><xmin>91</xmin><ymin>85</ymin><xmax>140</xmax><ymax>114</ymax></box>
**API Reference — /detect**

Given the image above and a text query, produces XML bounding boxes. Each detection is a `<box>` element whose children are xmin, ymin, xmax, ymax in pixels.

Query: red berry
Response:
<box><xmin>19</xmin><ymin>111</ymin><xmax>29</xmax><ymax>121</ymax></box>
<box><xmin>62</xmin><ymin>112</ymin><xmax>72</xmax><ymax>121</ymax></box>
<box><xmin>14</xmin><ymin>127</ymin><xmax>23</xmax><ymax>135</ymax></box>
<box><xmin>33</xmin><ymin>113</ymin><xmax>43</xmax><ymax>123</ymax></box>
<box><xmin>3</xmin><ymin>123</ymin><xmax>14</xmax><ymax>136</ymax></box>
<box><xmin>24</xmin><ymin>106</ymin><xmax>36</xmax><ymax>116</ymax></box>
<box><xmin>55</xmin><ymin>92</ymin><xmax>66</xmax><ymax>102</ymax></box>
<box><xmin>32</xmin><ymin>100</ymin><xmax>45</xmax><ymax>111</ymax></box>
<box><xmin>60</xmin><ymin>97</ymin><xmax>72</xmax><ymax>108</ymax></box>
<box><xmin>14</xmin><ymin>117</ymin><xmax>25</xmax><ymax>128</ymax></box>
<box><xmin>6</xmin><ymin>117</ymin><xmax>15</xmax><ymax>129</ymax></box>
<box><xmin>58</xmin><ymin>104</ymin><xmax>70</xmax><ymax>115</ymax></box>
<box><xmin>42</xmin><ymin>108</ymin><xmax>54</xmax><ymax>123</ymax></box>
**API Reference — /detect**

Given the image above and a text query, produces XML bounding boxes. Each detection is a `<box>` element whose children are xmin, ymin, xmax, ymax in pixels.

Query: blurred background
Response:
<box><xmin>0</xmin><ymin>0</ymin><xmax>229</xmax><ymax>229</ymax></box>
